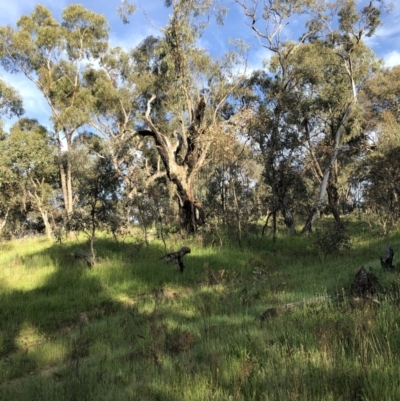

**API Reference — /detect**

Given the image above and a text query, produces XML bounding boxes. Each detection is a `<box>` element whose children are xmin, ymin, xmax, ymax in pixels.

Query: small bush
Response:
<box><xmin>313</xmin><ymin>221</ymin><xmax>352</xmax><ymax>256</ymax></box>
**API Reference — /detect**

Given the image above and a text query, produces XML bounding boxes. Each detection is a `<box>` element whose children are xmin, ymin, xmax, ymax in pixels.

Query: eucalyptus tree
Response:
<box><xmin>115</xmin><ymin>0</ymin><xmax>247</xmax><ymax>235</ymax></box>
<box><xmin>361</xmin><ymin>147</ymin><xmax>400</xmax><ymax>234</ymax></box>
<box><xmin>68</xmin><ymin>139</ymin><xmax>123</xmax><ymax>262</ymax></box>
<box><xmin>81</xmin><ymin>44</ymin><xmax>179</xmax><ymax>241</ymax></box>
<box><xmin>236</xmin><ymin>0</ymin><xmax>324</xmax><ymax>236</ymax></box>
<box><xmin>284</xmin><ymin>38</ymin><xmax>378</xmax><ymax>227</ymax></box>
<box><xmin>362</xmin><ymin>65</ymin><xmax>400</xmax><ymax>141</ymax></box>
<box><xmin>0</xmin><ymin>78</ymin><xmax>24</xmax><ymax>234</ymax></box>
<box><xmin>82</xmin><ymin>46</ymin><xmax>153</xmax><ymax>201</ymax></box>
<box><xmin>0</xmin><ymin>78</ymin><xmax>24</xmax><ymax>133</ymax></box>
<box><xmin>245</xmin><ymin>70</ymin><xmax>305</xmax><ymax>238</ymax></box>
<box><xmin>237</xmin><ymin>0</ymin><xmax>385</xmax><ymax>233</ymax></box>
<box><xmin>355</xmin><ymin>66</ymin><xmax>400</xmax><ymax>232</ymax></box>
<box><xmin>204</xmin><ymin>140</ymin><xmax>264</xmax><ymax>246</ymax></box>
<box><xmin>299</xmin><ymin>0</ymin><xmax>384</xmax><ymax>233</ymax></box>
<box><xmin>0</xmin><ymin>4</ymin><xmax>109</xmax><ymax>216</ymax></box>
<box><xmin>0</xmin><ymin>118</ymin><xmax>58</xmax><ymax>240</ymax></box>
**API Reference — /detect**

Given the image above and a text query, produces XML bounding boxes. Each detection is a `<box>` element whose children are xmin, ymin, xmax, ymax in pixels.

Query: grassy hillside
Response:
<box><xmin>1</xmin><ymin>220</ymin><xmax>400</xmax><ymax>401</ymax></box>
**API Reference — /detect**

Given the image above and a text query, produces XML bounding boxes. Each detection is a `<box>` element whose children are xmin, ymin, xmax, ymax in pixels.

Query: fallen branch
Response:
<box><xmin>259</xmin><ymin>296</ymin><xmax>332</xmax><ymax>321</ymax></box>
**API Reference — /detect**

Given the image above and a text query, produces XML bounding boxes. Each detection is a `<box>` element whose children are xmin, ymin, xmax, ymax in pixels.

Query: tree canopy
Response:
<box><xmin>0</xmin><ymin>0</ymin><xmax>398</xmax><ymax>242</ymax></box>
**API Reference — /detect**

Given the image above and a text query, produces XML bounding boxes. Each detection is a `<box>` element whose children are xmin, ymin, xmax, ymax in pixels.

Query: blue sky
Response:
<box><xmin>0</xmin><ymin>0</ymin><xmax>399</xmax><ymax>131</ymax></box>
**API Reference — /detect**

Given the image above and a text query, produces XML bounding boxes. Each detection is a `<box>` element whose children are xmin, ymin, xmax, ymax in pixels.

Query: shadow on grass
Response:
<box><xmin>0</xmin><ymin>237</ymin><xmax>252</xmax><ymax>381</ymax></box>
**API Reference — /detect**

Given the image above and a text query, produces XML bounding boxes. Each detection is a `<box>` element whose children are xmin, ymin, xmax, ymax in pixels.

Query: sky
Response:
<box><xmin>0</xmin><ymin>0</ymin><xmax>399</xmax><ymax>132</ymax></box>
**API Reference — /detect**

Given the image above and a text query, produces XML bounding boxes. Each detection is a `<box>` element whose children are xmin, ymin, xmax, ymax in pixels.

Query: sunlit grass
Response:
<box><xmin>1</xmin><ymin>264</ymin><xmax>56</xmax><ymax>292</ymax></box>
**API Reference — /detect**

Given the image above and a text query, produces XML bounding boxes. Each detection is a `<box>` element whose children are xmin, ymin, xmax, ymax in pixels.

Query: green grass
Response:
<box><xmin>1</xmin><ymin>220</ymin><xmax>400</xmax><ymax>400</ymax></box>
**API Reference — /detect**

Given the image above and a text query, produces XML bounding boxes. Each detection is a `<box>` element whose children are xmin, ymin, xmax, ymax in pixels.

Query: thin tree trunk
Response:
<box><xmin>66</xmin><ymin>159</ymin><xmax>73</xmax><ymax>215</ymax></box>
<box><xmin>137</xmin><ymin>202</ymin><xmax>149</xmax><ymax>247</ymax></box>
<box><xmin>66</xmin><ymin>134</ymin><xmax>74</xmax><ymax>215</ymax></box>
<box><xmin>280</xmin><ymin>197</ymin><xmax>296</xmax><ymax>234</ymax></box>
<box><xmin>0</xmin><ymin>207</ymin><xmax>10</xmax><ymax>234</ymax></box>
<box><xmin>271</xmin><ymin>191</ymin><xmax>278</xmax><ymax>242</ymax></box>
<box><xmin>59</xmin><ymin>164</ymin><xmax>69</xmax><ymax>213</ymax></box>
<box><xmin>41</xmin><ymin>210</ymin><xmax>52</xmax><ymax>241</ymax></box>
<box><xmin>90</xmin><ymin>215</ymin><xmax>96</xmax><ymax>263</ymax></box>
<box><xmin>231</xmin><ymin>180</ymin><xmax>243</xmax><ymax>250</ymax></box>
<box><xmin>55</xmin><ymin>131</ymin><xmax>70</xmax><ymax>214</ymax></box>
<box><xmin>301</xmin><ymin>103</ymin><xmax>353</xmax><ymax>234</ymax></box>
<box><xmin>327</xmin><ymin>181</ymin><xmax>342</xmax><ymax>224</ymax></box>
<box><xmin>27</xmin><ymin>183</ymin><xmax>53</xmax><ymax>240</ymax></box>
<box><xmin>262</xmin><ymin>210</ymin><xmax>272</xmax><ymax>237</ymax></box>
<box><xmin>156</xmin><ymin>205</ymin><xmax>167</xmax><ymax>252</ymax></box>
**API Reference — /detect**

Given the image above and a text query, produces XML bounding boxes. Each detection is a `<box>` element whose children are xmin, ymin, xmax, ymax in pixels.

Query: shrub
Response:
<box><xmin>313</xmin><ymin>220</ymin><xmax>352</xmax><ymax>256</ymax></box>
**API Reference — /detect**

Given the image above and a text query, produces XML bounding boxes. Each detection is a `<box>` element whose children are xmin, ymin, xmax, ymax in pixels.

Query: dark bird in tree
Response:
<box><xmin>160</xmin><ymin>246</ymin><xmax>191</xmax><ymax>273</ymax></box>
<box><xmin>380</xmin><ymin>244</ymin><xmax>394</xmax><ymax>270</ymax></box>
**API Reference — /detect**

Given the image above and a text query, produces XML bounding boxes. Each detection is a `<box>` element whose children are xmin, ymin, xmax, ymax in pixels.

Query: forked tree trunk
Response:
<box><xmin>301</xmin><ymin>103</ymin><xmax>354</xmax><ymax>234</ymax></box>
<box><xmin>41</xmin><ymin>210</ymin><xmax>52</xmax><ymax>241</ymax></box>
<box><xmin>138</xmin><ymin>95</ymin><xmax>209</xmax><ymax>237</ymax></box>
<box><xmin>27</xmin><ymin>185</ymin><xmax>53</xmax><ymax>240</ymax></box>
<box><xmin>56</xmin><ymin>130</ymin><xmax>74</xmax><ymax>216</ymax></box>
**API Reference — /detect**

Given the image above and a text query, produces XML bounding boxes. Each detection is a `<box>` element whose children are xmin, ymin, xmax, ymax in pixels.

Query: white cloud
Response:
<box><xmin>384</xmin><ymin>50</ymin><xmax>400</xmax><ymax>67</ymax></box>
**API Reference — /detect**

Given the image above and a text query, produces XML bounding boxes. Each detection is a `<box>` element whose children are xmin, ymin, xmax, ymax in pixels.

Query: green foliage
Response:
<box><xmin>312</xmin><ymin>220</ymin><xmax>352</xmax><ymax>256</ymax></box>
<box><xmin>5</xmin><ymin>119</ymin><xmax>57</xmax><ymax>179</ymax></box>
<box><xmin>0</xmin><ymin>3</ymin><xmax>111</xmax><ymax>219</ymax></box>
<box><xmin>362</xmin><ymin>65</ymin><xmax>400</xmax><ymax>145</ymax></box>
<box><xmin>0</xmin><ymin>118</ymin><xmax>58</xmax><ymax>239</ymax></box>
<box><xmin>0</xmin><ymin>79</ymin><xmax>24</xmax><ymax>120</ymax></box>
<box><xmin>65</xmin><ymin>147</ymin><xmax>124</xmax><ymax>258</ymax></box>
<box><xmin>117</xmin><ymin>0</ymin><xmax>136</xmax><ymax>24</ymax></box>
<box><xmin>359</xmin><ymin>147</ymin><xmax>400</xmax><ymax>234</ymax></box>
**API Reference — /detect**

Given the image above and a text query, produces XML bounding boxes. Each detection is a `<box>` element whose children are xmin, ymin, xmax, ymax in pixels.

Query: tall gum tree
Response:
<box><xmin>362</xmin><ymin>65</ymin><xmax>400</xmax><ymax>141</ymax></box>
<box><xmin>82</xmin><ymin>47</ymin><xmax>149</xmax><ymax>201</ymax></box>
<box><xmin>299</xmin><ymin>0</ymin><xmax>385</xmax><ymax>233</ymax></box>
<box><xmin>245</xmin><ymin>69</ymin><xmax>305</xmax><ymax>238</ymax></box>
<box><xmin>0</xmin><ymin>79</ymin><xmax>24</xmax><ymax>130</ymax></box>
<box><xmin>356</xmin><ymin>65</ymin><xmax>400</xmax><ymax>232</ymax></box>
<box><xmin>0</xmin><ymin>4</ymin><xmax>109</xmax><ymax>217</ymax></box>
<box><xmin>0</xmin><ymin>78</ymin><xmax>24</xmax><ymax>234</ymax></box>
<box><xmin>1</xmin><ymin>119</ymin><xmax>58</xmax><ymax>240</ymax></box>
<box><xmin>237</xmin><ymin>0</ymin><xmax>386</xmax><ymax>233</ymax></box>
<box><xmin>237</xmin><ymin>0</ymin><xmax>327</xmax><ymax>237</ymax></box>
<box><xmin>119</xmin><ymin>0</ymin><xmax>247</xmax><ymax>235</ymax></box>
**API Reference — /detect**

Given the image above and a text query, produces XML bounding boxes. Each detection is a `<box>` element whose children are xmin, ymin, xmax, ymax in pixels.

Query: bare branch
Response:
<box><xmin>145</xmin><ymin>94</ymin><xmax>157</xmax><ymax>122</ymax></box>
